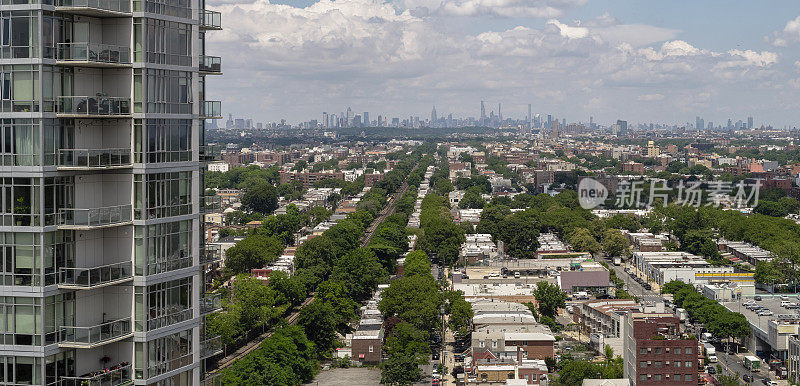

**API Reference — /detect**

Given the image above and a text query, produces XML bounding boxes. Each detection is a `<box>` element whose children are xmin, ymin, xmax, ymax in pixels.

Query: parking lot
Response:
<box><xmin>724</xmin><ymin>295</ymin><xmax>800</xmax><ymax>332</ymax></box>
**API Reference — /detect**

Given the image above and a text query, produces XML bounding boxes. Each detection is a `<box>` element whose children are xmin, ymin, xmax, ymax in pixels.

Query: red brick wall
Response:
<box><xmin>351</xmin><ymin>338</ymin><xmax>382</xmax><ymax>364</ymax></box>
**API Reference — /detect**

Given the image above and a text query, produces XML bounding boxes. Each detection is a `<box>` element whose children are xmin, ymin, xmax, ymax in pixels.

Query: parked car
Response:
<box><xmin>707</xmin><ymin>366</ymin><xmax>717</xmax><ymax>374</ymax></box>
<box><xmin>644</xmin><ymin>283</ymin><xmax>652</xmax><ymax>290</ymax></box>
<box><xmin>754</xmin><ymin>295</ymin><xmax>763</xmax><ymax>301</ymax></box>
<box><xmin>743</xmin><ymin>374</ymin><xmax>754</xmax><ymax>382</ymax></box>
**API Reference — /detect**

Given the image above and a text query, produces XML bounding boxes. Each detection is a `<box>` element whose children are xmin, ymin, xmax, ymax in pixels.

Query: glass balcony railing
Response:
<box><xmin>200</xmin><ymin>10</ymin><xmax>221</xmax><ymax>30</ymax></box>
<box><xmin>58</xmin><ymin>96</ymin><xmax>131</xmax><ymax>117</ymax></box>
<box><xmin>200</xmin><ymin>195</ymin><xmax>221</xmax><ymax>213</ymax></box>
<box><xmin>56</xmin><ymin>0</ymin><xmax>131</xmax><ymax>14</ymax></box>
<box><xmin>57</xmin><ymin>43</ymin><xmax>131</xmax><ymax>65</ymax></box>
<box><xmin>199</xmin><ymin>144</ymin><xmax>222</xmax><ymax>162</ymax></box>
<box><xmin>200</xmin><ymin>293</ymin><xmax>222</xmax><ymax>316</ymax></box>
<box><xmin>58</xmin><ymin>205</ymin><xmax>133</xmax><ymax>228</ymax></box>
<box><xmin>58</xmin><ymin>261</ymin><xmax>133</xmax><ymax>289</ymax></box>
<box><xmin>200</xmin><ymin>373</ymin><xmax>222</xmax><ymax>386</ymax></box>
<box><xmin>199</xmin><ymin>101</ymin><xmax>221</xmax><ymax>119</ymax></box>
<box><xmin>60</xmin><ymin>318</ymin><xmax>133</xmax><ymax>348</ymax></box>
<box><xmin>200</xmin><ymin>336</ymin><xmax>223</xmax><ymax>359</ymax></box>
<box><xmin>58</xmin><ymin>148</ymin><xmax>132</xmax><ymax>169</ymax></box>
<box><xmin>200</xmin><ymin>244</ymin><xmax>222</xmax><ymax>265</ymax></box>
<box><xmin>199</xmin><ymin>55</ymin><xmax>221</xmax><ymax>74</ymax></box>
<box><xmin>58</xmin><ymin>363</ymin><xmax>132</xmax><ymax>386</ymax></box>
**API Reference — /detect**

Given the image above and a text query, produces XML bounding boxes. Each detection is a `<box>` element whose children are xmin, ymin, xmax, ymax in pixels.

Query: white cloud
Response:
<box><xmin>637</xmin><ymin>94</ymin><xmax>664</xmax><ymax>101</ymax></box>
<box><xmin>204</xmin><ymin>0</ymin><xmax>788</xmax><ymax>123</ymax></box>
<box><xmin>769</xmin><ymin>15</ymin><xmax>800</xmax><ymax>46</ymax></box>
<box><xmin>394</xmin><ymin>0</ymin><xmax>586</xmax><ymax>18</ymax></box>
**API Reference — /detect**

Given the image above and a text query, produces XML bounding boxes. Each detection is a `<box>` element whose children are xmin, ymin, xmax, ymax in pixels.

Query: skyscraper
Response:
<box><xmin>323</xmin><ymin>112</ymin><xmax>329</xmax><ymax>128</ymax></box>
<box><xmin>431</xmin><ymin>106</ymin><xmax>437</xmax><ymax>126</ymax></box>
<box><xmin>480</xmin><ymin>101</ymin><xmax>486</xmax><ymax>125</ymax></box>
<box><xmin>498</xmin><ymin>103</ymin><xmax>502</xmax><ymax>121</ymax></box>
<box><xmin>748</xmin><ymin>116</ymin><xmax>754</xmax><ymax>129</ymax></box>
<box><xmin>363</xmin><ymin>112</ymin><xmax>370</xmax><ymax>127</ymax></box>
<box><xmin>696</xmin><ymin>116</ymin><xmax>704</xmax><ymax>131</ymax></box>
<box><xmin>0</xmin><ymin>1</ymin><xmax>222</xmax><ymax>384</ymax></box>
<box><xmin>527</xmin><ymin>104</ymin><xmax>532</xmax><ymax>127</ymax></box>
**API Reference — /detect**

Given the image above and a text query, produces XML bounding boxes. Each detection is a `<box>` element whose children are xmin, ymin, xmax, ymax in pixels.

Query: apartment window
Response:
<box><xmin>0</xmin><ymin>231</ymin><xmax>70</xmax><ymax>288</ymax></box>
<box><xmin>639</xmin><ymin>361</ymin><xmax>646</xmax><ymax>368</ymax></box>
<box><xmin>654</xmin><ymin>347</ymin><xmax>662</xmax><ymax>354</ymax></box>
<box><xmin>685</xmin><ymin>347</ymin><xmax>692</xmax><ymax>354</ymax></box>
<box><xmin>44</xmin><ymin>350</ymin><xmax>75</xmax><ymax>386</ymax></box>
<box><xmin>369</xmin><ymin>345</ymin><xmax>373</xmax><ymax>353</ymax></box>
<box><xmin>0</xmin><ymin>119</ymin><xmax>38</xmax><ymax>166</ymax></box>
<box><xmin>134</xmin><ymin>119</ymin><xmax>192</xmax><ymax>163</ymax></box>
<box><xmin>639</xmin><ymin>348</ymin><xmax>647</xmax><ymax>355</ymax></box>
<box><xmin>653</xmin><ymin>374</ymin><xmax>661</xmax><ymax>381</ymax></box>
<box><xmin>135</xmin><ymin>329</ymin><xmax>192</xmax><ymax>380</ymax></box>
<box><xmin>0</xmin><ymin>296</ymin><xmax>71</xmax><ymax>346</ymax></box>
<box><xmin>0</xmin><ymin>65</ymin><xmax>39</xmax><ymax>112</ymax></box>
<box><xmin>0</xmin><ymin>356</ymin><xmax>43</xmax><ymax>384</ymax></box>
<box><xmin>134</xmin><ymin>220</ymin><xmax>192</xmax><ymax>275</ymax></box>
<box><xmin>674</xmin><ymin>374</ymin><xmax>681</xmax><ymax>382</ymax></box>
<box><xmin>43</xmin><ymin>176</ymin><xmax>73</xmax><ymax>227</ymax></box>
<box><xmin>0</xmin><ymin>177</ymin><xmax>40</xmax><ymax>226</ymax></box>
<box><xmin>654</xmin><ymin>361</ymin><xmax>661</xmax><ymax>368</ymax></box>
<box><xmin>675</xmin><ymin>361</ymin><xmax>681</xmax><ymax>367</ymax></box>
<box><xmin>674</xmin><ymin>347</ymin><xmax>681</xmax><ymax>354</ymax></box>
<box><xmin>685</xmin><ymin>374</ymin><xmax>692</xmax><ymax>381</ymax></box>
<box><xmin>492</xmin><ymin>340</ymin><xmax>497</xmax><ymax>348</ymax></box>
<box><xmin>685</xmin><ymin>361</ymin><xmax>692</xmax><ymax>368</ymax></box>
<box><xmin>479</xmin><ymin>341</ymin><xmax>485</xmax><ymax>348</ymax></box>
<box><xmin>639</xmin><ymin>375</ymin><xmax>646</xmax><ymax>381</ymax></box>
<box><xmin>134</xmin><ymin>0</ymin><xmax>191</xmax><ymax>19</ymax></box>
<box><xmin>0</xmin><ymin>11</ymin><xmax>38</xmax><ymax>59</ymax></box>
<box><xmin>134</xmin><ymin>172</ymin><xmax>193</xmax><ymax>220</ymax></box>
<box><xmin>133</xmin><ymin>19</ymin><xmax>191</xmax><ymax>66</ymax></box>
<box><xmin>140</xmin><ymin>278</ymin><xmax>192</xmax><ymax>331</ymax></box>
<box><xmin>143</xmin><ymin>69</ymin><xmax>192</xmax><ymax>114</ymax></box>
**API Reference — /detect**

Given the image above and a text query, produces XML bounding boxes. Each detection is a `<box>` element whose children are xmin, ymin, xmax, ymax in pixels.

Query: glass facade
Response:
<box><xmin>0</xmin><ymin>0</ymin><xmax>217</xmax><ymax>382</ymax></box>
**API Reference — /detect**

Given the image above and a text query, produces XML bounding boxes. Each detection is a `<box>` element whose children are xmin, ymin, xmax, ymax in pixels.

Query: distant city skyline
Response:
<box><xmin>205</xmin><ymin>0</ymin><xmax>800</xmax><ymax>127</ymax></box>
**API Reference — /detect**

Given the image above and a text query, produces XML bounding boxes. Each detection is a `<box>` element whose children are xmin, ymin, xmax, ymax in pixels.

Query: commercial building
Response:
<box><xmin>631</xmin><ymin>251</ymin><xmax>735</xmax><ymax>285</ymax></box>
<box><xmin>0</xmin><ymin>0</ymin><xmax>224</xmax><ymax>384</ymax></box>
<box><xmin>558</xmin><ymin>263</ymin><xmax>612</xmax><ymax>295</ymax></box>
<box><xmin>622</xmin><ymin>313</ymin><xmax>698</xmax><ymax>386</ymax></box>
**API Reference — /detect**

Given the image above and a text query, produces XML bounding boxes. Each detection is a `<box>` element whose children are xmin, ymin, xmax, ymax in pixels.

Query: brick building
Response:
<box><xmin>623</xmin><ymin>313</ymin><xmax>698</xmax><ymax>385</ymax></box>
<box><xmin>279</xmin><ymin>171</ymin><xmax>345</xmax><ymax>188</ymax></box>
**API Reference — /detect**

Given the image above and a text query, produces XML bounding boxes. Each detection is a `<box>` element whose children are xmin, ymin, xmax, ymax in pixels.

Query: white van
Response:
<box><xmin>514</xmin><ymin>272</ymin><xmax>520</xmax><ymax>279</ymax></box>
<box><xmin>708</xmin><ymin>355</ymin><xmax>718</xmax><ymax>363</ymax></box>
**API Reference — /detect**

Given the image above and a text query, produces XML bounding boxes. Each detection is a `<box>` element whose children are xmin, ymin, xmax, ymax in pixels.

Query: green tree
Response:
<box><xmin>533</xmin><ymin>281</ymin><xmax>566</xmax><ymax>319</ymax></box>
<box><xmin>331</xmin><ymin>248</ymin><xmax>389</xmax><ymax>302</ymax></box>
<box><xmin>497</xmin><ymin>210</ymin><xmax>540</xmax><ymax>259</ymax></box>
<box><xmin>567</xmin><ymin>227</ymin><xmax>601</xmax><ymax>255</ymax></box>
<box><xmin>223</xmin><ymin>234</ymin><xmax>284</xmax><ymax>275</ymax></box>
<box><xmin>602</xmin><ymin>228</ymin><xmax>630</xmax><ymax>257</ymax></box>
<box><xmin>242</xmin><ymin>181</ymin><xmax>279</xmax><ymax>215</ymax></box>
<box><xmin>445</xmin><ymin>290</ymin><xmax>473</xmax><ymax>337</ymax></box>
<box><xmin>458</xmin><ymin>188</ymin><xmax>485</xmax><ymax>209</ymax></box>
<box><xmin>404</xmin><ymin>250</ymin><xmax>431</xmax><ymax>277</ymax></box>
<box><xmin>384</xmin><ymin>322</ymin><xmax>430</xmax><ymax>362</ymax></box>
<box><xmin>379</xmin><ymin>273</ymin><xmax>444</xmax><ymax>332</ymax></box>
<box><xmin>298</xmin><ymin>300</ymin><xmax>339</xmax><ymax>356</ymax></box>
<box><xmin>381</xmin><ymin>353</ymin><xmax>423</xmax><ymax>386</ymax></box>
<box><xmin>316</xmin><ymin>280</ymin><xmax>358</xmax><ymax>330</ymax></box>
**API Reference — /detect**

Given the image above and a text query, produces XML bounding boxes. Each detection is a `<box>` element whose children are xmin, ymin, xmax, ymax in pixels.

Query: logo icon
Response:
<box><xmin>578</xmin><ymin>178</ymin><xmax>608</xmax><ymax>209</ymax></box>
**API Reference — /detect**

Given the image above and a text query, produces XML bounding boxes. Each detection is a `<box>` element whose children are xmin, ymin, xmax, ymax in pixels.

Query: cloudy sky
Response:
<box><xmin>204</xmin><ymin>0</ymin><xmax>800</xmax><ymax>127</ymax></box>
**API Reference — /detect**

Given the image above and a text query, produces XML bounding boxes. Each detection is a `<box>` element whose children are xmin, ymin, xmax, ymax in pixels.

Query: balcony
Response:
<box><xmin>200</xmin><ymin>293</ymin><xmax>222</xmax><ymax>316</ymax></box>
<box><xmin>200</xmin><ymin>10</ymin><xmax>222</xmax><ymax>30</ymax></box>
<box><xmin>58</xmin><ymin>363</ymin><xmax>132</xmax><ymax>386</ymax></box>
<box><xmin>200</xmin><ymin>336</ymin><xmax>223</xmax><ymax>359</ymax></box>
<box><xmin>199</xmin><ymin>144</ymin><xmax>222</xmax><ymax>162</ymax></box>
<box><xmin>58</xmin><ymin>205</ymin><xmax>133</xmax><ymax>229</ymax></box>
<box><xmin>58</xmin><ymin>148</ymin><xmax>132</xmax><ymax>170</ymax></box>
<box><xmin>200</xmin><ymin>373</ymin><xmax>222</xmax><ymax>386</ymax></box>
<box><xmin>57</xmin><ymin>43</ymin><xmax>131</xmax><ymax>68</ymax></box>
<box><xmin>57</xmin><ymin>96</ymin><xmax>132</xmax><ymax>118</ymax></box>
<box><xmin>200</xmin><ymin>195</ymin><xmax>221</xmax><ymax>214</ymax></box>
<box><xmin>199</xmin><ymin>55</ymin><xmax>222</xmax><ymax>75</ymax></box>
<box><xmin>55</xmin><ymin>0</ymin><xmax>132</xmax><ymax>17</ymax></box>
<box><xmin>200</xmin><ymin>244</ymin><xmax>222</xmax><ymax>265</ymax></box>
<box><xmin>58</xmin><ymin>261</ymin><xmax>133</xmax><ymax>290</ymax></box>
<box><xmin>59</xmin><ymin>317</ymin><xmax>133</xmax><ymax>349</ymax></box>
<box><xmin>200</xmin><ymin>101</ymin><xmax>222</xmax><ymax>119</ymax></box>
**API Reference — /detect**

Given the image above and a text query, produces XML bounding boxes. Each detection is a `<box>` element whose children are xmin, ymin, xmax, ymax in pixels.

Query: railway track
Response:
<box><xmin>210</xmin><ymin>295</ymin><xmax>315</xmax><ymax>373</ymax></box>
<box><xmin>209</xmin><ymin>165</ymin><xmax>417</xmax><ymax>375</ymax></box>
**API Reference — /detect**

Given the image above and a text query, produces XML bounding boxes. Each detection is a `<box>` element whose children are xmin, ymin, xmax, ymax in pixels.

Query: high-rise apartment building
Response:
<box><xmin>0</xmin><ymin>0</ymin><xmax>223</xmax><ymax>384</ymax></box>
